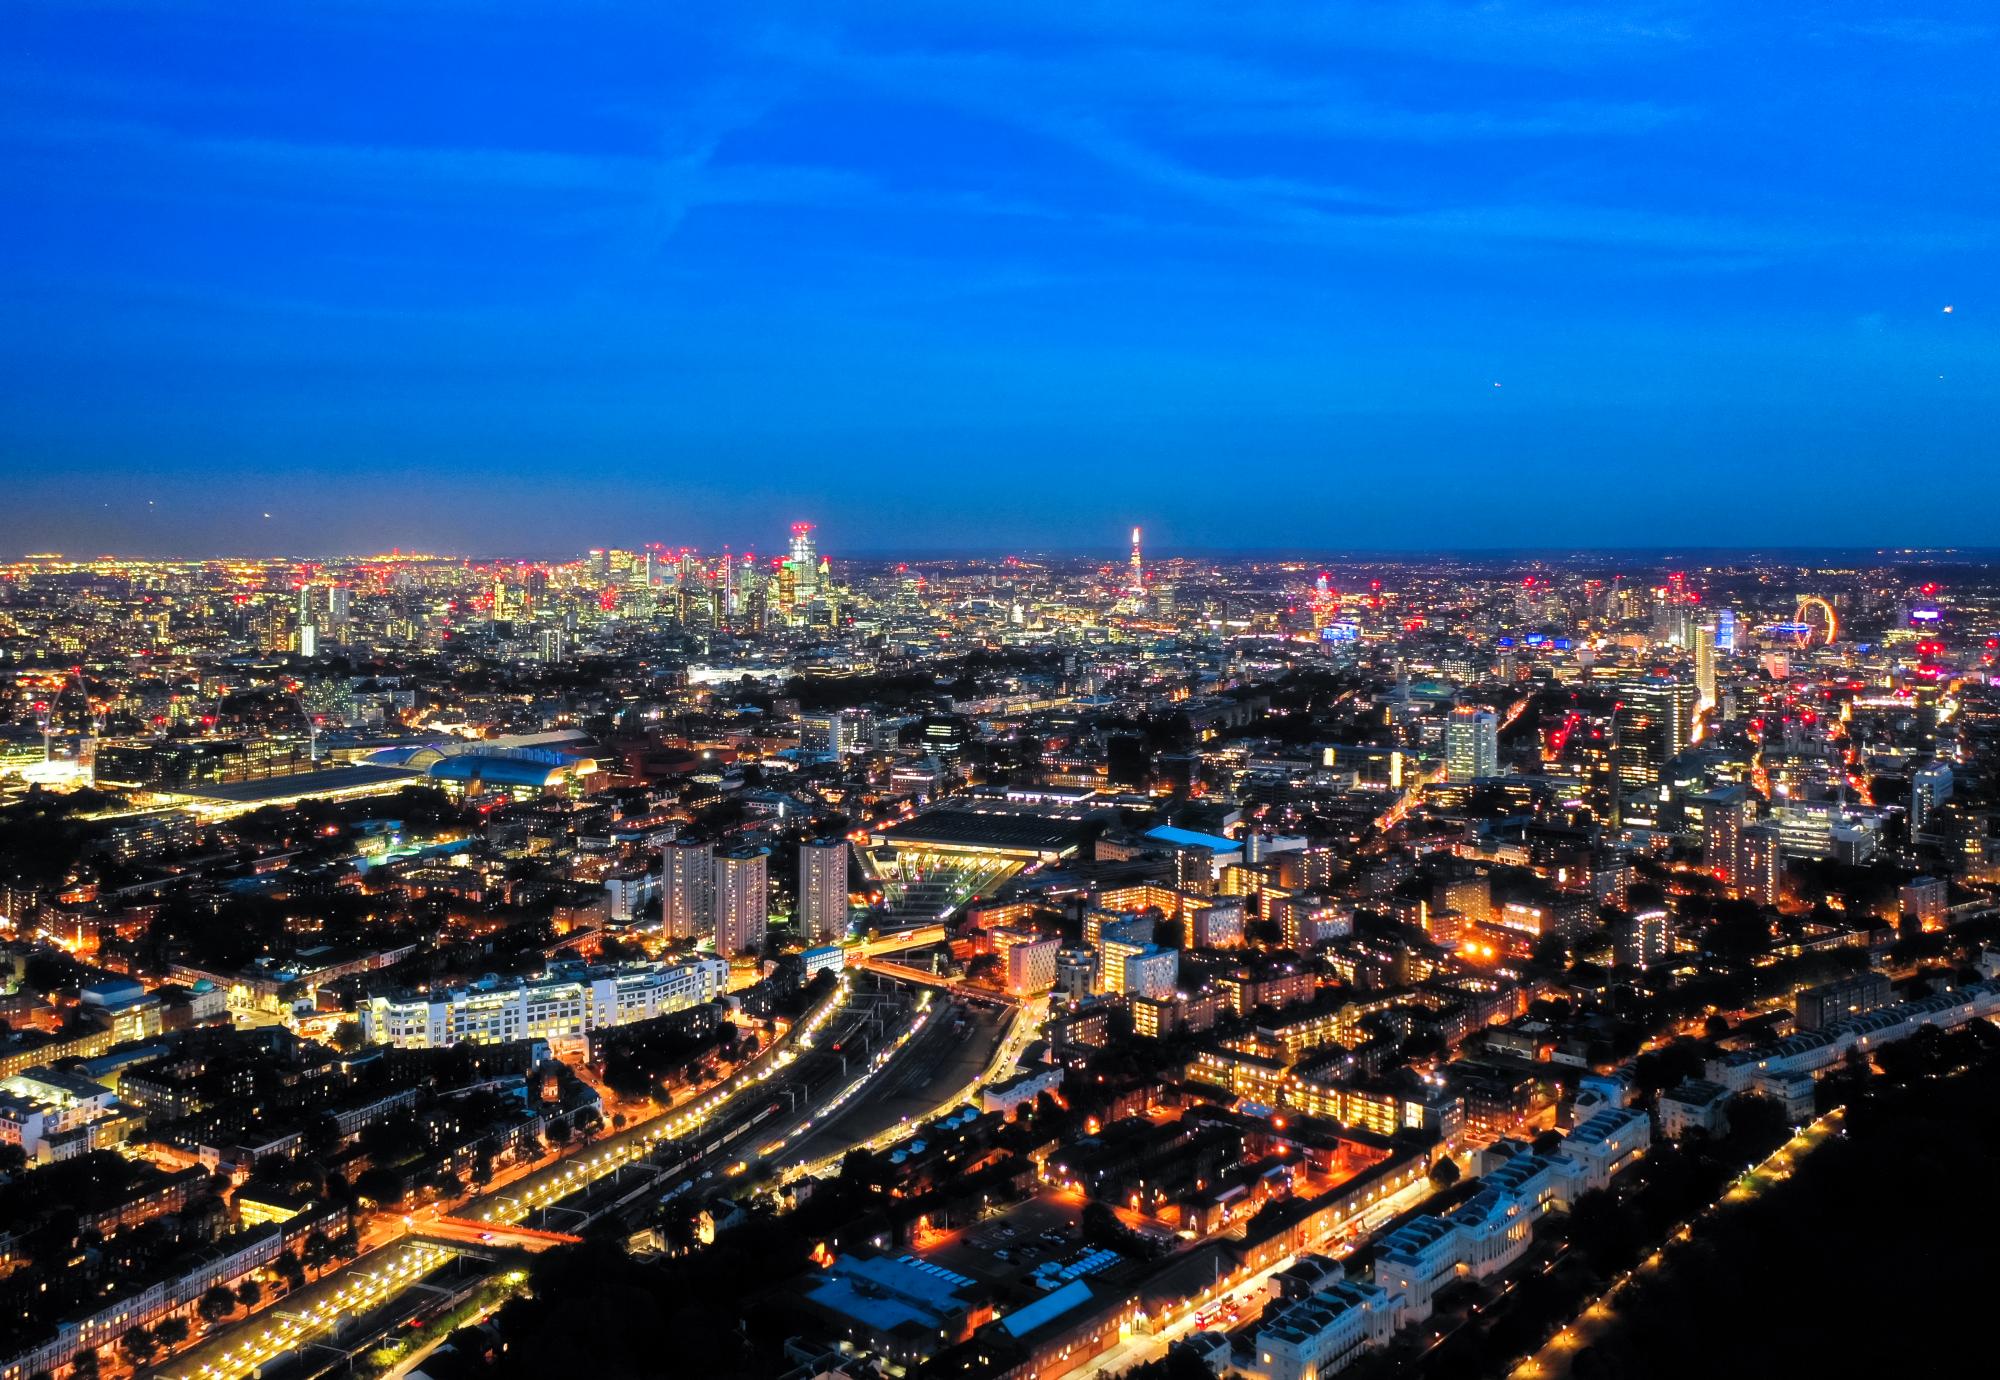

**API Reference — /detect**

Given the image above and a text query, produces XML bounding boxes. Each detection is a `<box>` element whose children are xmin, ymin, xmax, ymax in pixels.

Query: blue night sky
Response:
<box><xmin>3</xmin><ymin>2</ymin><xmax>1995</xmax><ymax>558</ymax></box>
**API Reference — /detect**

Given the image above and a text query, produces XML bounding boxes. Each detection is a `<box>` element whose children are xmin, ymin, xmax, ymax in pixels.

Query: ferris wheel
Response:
<box><xmin>1793</xmin><ymin>595</ymin><xmax>1838</xmax><ymax>647</ymax></box>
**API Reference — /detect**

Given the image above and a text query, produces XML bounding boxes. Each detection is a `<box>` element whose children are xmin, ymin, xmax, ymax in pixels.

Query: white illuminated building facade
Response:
<box><xmin>1444</xmin><ymin>707</ymin><xmax>1498</xmax><ymax>783</ymax></box>
<box><xmin>359</xmin><ymin>957</ymin><xmax>728</xmax><ymax>1049</ymax></box>
<box><xmin>1250</xmin><ymin>1107</ymin><xmax>1652</xmax><ymax>1380</ymax></box>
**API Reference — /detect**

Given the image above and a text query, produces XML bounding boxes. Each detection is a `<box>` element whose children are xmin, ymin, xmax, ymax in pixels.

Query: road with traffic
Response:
<box><xmin>1509</xmin><ymin>1108</ymin><xmax>1847</xmax><ymax>1380</ymax></box>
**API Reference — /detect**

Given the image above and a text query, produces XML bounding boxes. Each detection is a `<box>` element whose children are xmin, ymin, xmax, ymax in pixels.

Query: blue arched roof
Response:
<box><xmin>426</xmin><ymin>754</ymin><xmax>566</xmax><ymax>787</ymax></box>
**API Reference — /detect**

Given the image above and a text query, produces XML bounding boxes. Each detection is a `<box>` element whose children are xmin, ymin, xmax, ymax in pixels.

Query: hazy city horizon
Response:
<box><xmin>12</xmin><ymin>539</ymin><xmax>2000</xmax><ymax>565</ymax></box>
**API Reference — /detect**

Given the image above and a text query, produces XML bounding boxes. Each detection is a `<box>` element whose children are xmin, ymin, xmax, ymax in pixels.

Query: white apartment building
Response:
<box><xmin>1364</xmin><ymin>1106</ymin><xmax>1651</xmax><ymax>1339</ymax></box>
<box><xmin>1372</xmin><ymin>1215</ymin><xmax>1464</xmax><ymax>1326</ymax></box>
<box><xmin>1122</xmin><ymin>946</ymin><xmax>1180</xmax><ymax>1000</ymax></box>
<box><xmin>359</xmin><ymin>958</ymin><xmax>728</xmax><ymax>1049</ymax></box>
<box><xmin>604</xmin><ymin>867</ymin><xmax>654</xmax><ymax>924</ymax></box>
<box><xmin>995</xmin><ymin>931</ymin><xmax>1060</xmax><ymax>996</ymax></box>
<box><xmin>1707</xmin><ymin>981</ymin><xmax>2000</xmax><ymax>1097</ymax></box>
<box><xmin>1253</xmin><ymin>1281</ymin><xmax>1397</xmax><ymax>1380</ymax></box>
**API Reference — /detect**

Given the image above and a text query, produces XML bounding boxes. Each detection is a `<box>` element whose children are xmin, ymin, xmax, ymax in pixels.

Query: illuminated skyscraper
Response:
<box><xmin>295</xmin><ymin>582</ymin><xmax>321</xmax><ymax>654</ymax></box>
<box><xmin>1715</xmin><ymin>607</ymin><xmax>1738</xmax><ymax>654</ymax></box>
<box><xmin>1911</xmin><ymin>761</ymin><xmax>1953</xmax><ymax>834</ymax></box>
<box><xmin>1702</xmin><ymin>785</ymin><xmax>1756</xmax><ymax>887</ymax></box>
<box><xmin>1311</xmin><ymin>570</ymin><xmax>1335</xmax><ymax>628</ymax></box>
<box><xmin>1445</xmin><ymin>707</ymin><xmax>1499</xmax><ymax>783</ymax></box>
<box><xmin>1612</xmin><ymin>675</ymin><xmax>1695</xmax><ymax>826</ymax></box>
<box><xmin>790</xmin><ymin>523</ymin><xmax>819</xmax><ymax>598</ymax></box>
<box><xmin>715</xmin><ymin>845</ymin><xmax>770</xmax><ymax>958</ymax></box>
<box><xmin>1693</xmin><ymin>619</ymin><xmax>1717</xmax><ymax>708</ymax></box>
<box><xmin>1128</xmin><ymin>526</ymin><xmax>1144</xmax><ymax>598</ymax></box>
<box><xmin>1740</xmin><ymin>821</ymin><xmax>1783</xmax><ymax>906</ymax></box>
<box><xmin>662</xmin><ymin>837</ymin><xmax>714</xmax><ymax>941</ymax></box>
<box><xmin>799</xmin><ymin>838</ymin><xmax>849</xmax><ymax>945</ymax></box>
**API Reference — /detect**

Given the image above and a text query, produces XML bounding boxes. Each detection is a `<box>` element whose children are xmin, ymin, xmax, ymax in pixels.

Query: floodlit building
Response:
<box><xmin>358</xmin><ymin>958</ymin><xmax>727</xmax><ymax>1049</ymax></box>
<box><xmin>1252</xmin><ymin>1280</ymin><xmax>1397</xmax><ymax>1380</ymax></box>
<box><xmin>799</xmin><ymin>838</ymin><xmax>851</xmax><ymax>946</ymax></box>
<box><xmin>993</xmin><ymin>929</ymin><xmax>1060</xmax><ymax>996</ymax></box>
<box><xmin>663</xmin><ymin>836</ymin><xmax>715</xmax><ymax>941</ymax></box>
<box><xmin>0</xmin><ymin>1066</ymin><xmax>124</xmax><ymax>1164</ymax></box>
<box><xmin>715</xmin><ymin>845</ymin><xmax>771</xmax><ymax>958</ymax></box>
<box><xmin>1445</xmin><ymin>707</ymin><xmax>1499</xmax><ymax>783</ymax></box>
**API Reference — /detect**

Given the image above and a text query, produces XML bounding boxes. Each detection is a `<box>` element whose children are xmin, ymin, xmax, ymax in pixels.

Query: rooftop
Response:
<box><xmin>177</xmin><ymin>763</ymin><xmax>414</xmax><ymax>804</ymax></box>
<box><xmin>999</xmin><ymin>1278</ymin><xmax>1094</xmax><ymax>1339</ymax></box>
<box><xmin>1143</xmin><ymin>824</ymin><xmax>1243</xmax><ymax>855</ymax></box>
<box><xmin>807</xmin><ymin>1253</ymin><xmax>979</xmax><ymax>1336</ymax></box>
<box><xmin>874</xmin><ymin>804</ymin><xmax>1098</xmax><ymax>859</ymax></box>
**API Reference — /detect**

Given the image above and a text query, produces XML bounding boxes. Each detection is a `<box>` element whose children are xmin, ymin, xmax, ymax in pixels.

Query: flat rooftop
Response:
<box><xmin>176</xmin><ymin>763</ymin><xmax>417</xmax><ymax>805</ymax></box>
<box><xmin>872</xmin><ymin>804</ymin><xmax>1097</xmax><ymax>859</ymax></box>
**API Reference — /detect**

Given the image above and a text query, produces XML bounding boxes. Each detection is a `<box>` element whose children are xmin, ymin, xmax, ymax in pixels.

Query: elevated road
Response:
<box><xmin>853</xmin><ymin>955</ymin><xmax>1020</xmax><ymax>1008</ymax></box>
<box><xmin>849</xmin><ymin>925</ymin><xmax>946</xmax><ymax>958</ymax></box>
<box><xmin>414</xmin><ymin>1217</ymin><xmax>580</xmax><ymax>1251</ymax></box>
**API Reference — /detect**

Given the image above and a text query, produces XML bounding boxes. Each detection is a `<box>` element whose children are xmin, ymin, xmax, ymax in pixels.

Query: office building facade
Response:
<box><xmin>1445</xmin><ymin>708</ymin><xmax>1499</xmax><ymax>783</ymax></box>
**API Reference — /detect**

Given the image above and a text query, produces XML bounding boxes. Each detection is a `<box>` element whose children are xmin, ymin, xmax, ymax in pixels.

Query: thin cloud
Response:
<box><xmin>4</xmin><ymin>112</ymin><xmax>878</xmax><ymax>236</ymax></box>
<box><xmin>751</xmin><ymin>28</ymin><xmax>1961</xmax><ymax>267</ymax></box>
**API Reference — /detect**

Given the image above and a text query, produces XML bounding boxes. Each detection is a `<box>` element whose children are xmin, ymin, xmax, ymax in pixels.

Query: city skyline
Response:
<box><xmin>3</xmin><ymin>526</ymin><xmax>1996</xmax><ymax>1380</ymax></box>
<box><xmin>6</xmin><ymin>7</ymin><xmax>1999</xmax><ymax>1380</ymax></box>
<box><xmin>6</xmin><ymin>4</ymin><xmax>1996</xmax><ymax>556</ymax></box>
<box><xmin>11</xmin><ymin>533</ymin><xmax>2000</xmax><ymax>566</ymax></box>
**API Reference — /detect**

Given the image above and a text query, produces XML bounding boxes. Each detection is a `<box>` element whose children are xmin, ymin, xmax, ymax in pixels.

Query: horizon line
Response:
<box><xmin>6</xmin><ymin>542</ymin><xmax>1995</xmax><ymax>566</ymax></box>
